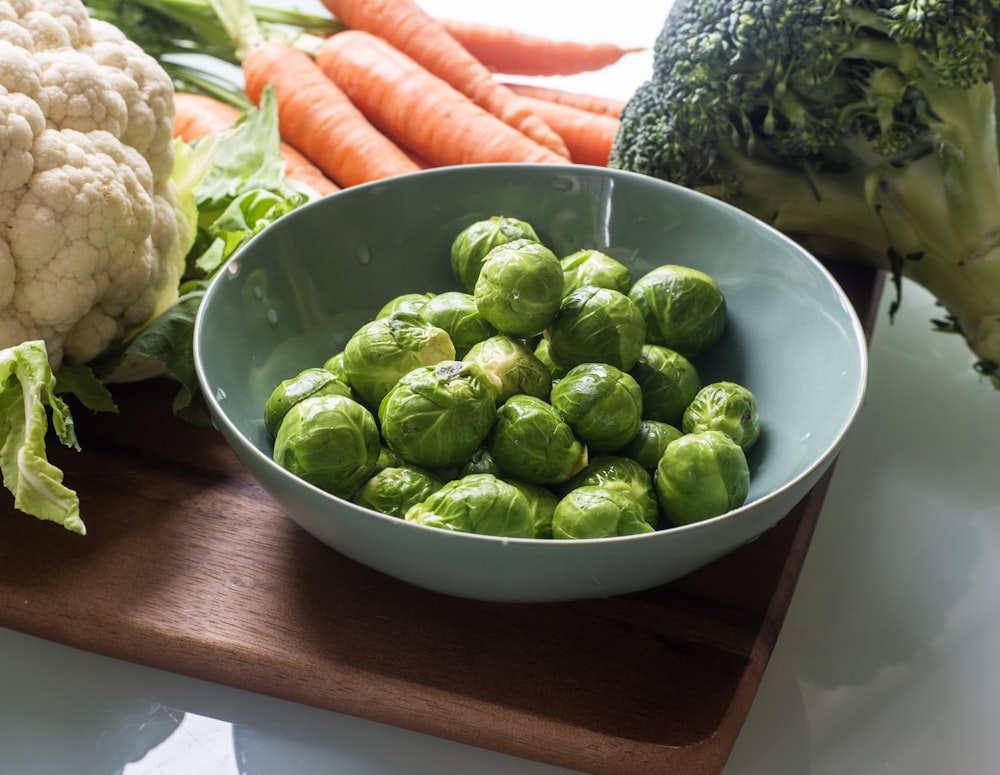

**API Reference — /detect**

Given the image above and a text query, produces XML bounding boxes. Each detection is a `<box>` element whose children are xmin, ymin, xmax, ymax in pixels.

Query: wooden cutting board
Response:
<box><xmin>0</xmin><ymin>261</ymin><xmax>882</xmax><ymax>775</ymax></box>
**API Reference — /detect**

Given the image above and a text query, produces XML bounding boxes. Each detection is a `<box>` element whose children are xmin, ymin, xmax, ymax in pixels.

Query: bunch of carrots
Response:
<box><xmin>169</xmin><ymin>0</ymin><xmax>642</xmax><ymax>196</ymax></box>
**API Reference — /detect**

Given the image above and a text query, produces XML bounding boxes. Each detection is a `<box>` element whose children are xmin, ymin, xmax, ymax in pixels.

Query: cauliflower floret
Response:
<box><xmin>0</xmin><ymin>0</ymin><xmax>188</xmax><ymax>369</ymax></box>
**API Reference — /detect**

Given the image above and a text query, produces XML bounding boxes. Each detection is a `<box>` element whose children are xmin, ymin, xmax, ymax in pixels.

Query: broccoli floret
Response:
<box><xmin>610</xmin><ymin>0</ymin><xmax>1000</xmax><ymax>386</ymax></box>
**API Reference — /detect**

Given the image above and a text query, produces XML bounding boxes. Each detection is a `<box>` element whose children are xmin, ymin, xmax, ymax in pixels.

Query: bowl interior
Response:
<box><xmin>198</xmin><ymin>164</ymin><xmax>864</xmax><ymax>498</ymax></box>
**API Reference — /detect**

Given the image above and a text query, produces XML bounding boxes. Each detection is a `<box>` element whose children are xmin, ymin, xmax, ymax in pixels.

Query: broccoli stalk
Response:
<box><xmin>610</xmin><ymin>0</ymin><xmax>1000</xmax><ymax>386</ymax></box>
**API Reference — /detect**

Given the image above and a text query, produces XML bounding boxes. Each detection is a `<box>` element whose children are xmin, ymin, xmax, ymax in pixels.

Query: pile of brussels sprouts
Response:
<box><xmin>264</xmin><ymin>215</ymin><xmax>761</xmax><ymax>540</ymax></box>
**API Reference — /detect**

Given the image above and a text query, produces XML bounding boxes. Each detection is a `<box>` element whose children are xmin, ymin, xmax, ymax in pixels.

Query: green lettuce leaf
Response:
<box><xmin>0</xmin><ymin>342</ymin><xmax>86</xmax><ymax>534</ymax></box>
<box><xmin>54</xmin><ymin>361</ymin><xmax>120</xmax><ymax>414</ymax></box>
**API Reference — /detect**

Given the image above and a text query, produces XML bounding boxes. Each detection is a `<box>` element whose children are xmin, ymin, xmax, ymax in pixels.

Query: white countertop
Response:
<box><xmin>4</xmin><ymin>2</ymin><xmax>1000</xmax><ymax>773</ymax></box>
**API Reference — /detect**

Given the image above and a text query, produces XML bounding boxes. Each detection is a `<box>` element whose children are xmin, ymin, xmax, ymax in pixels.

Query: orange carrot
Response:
<box><xmin>318</xmin><ymin>0</ymin><xmax>571</xmax><ymax>158</ymax></box>
<box><xmin>515</xmin><ymin>95</ymin><xmax>621</xmax><ymax>167</ymax></box>
<box><xmin>242</xmin><ymin>40</ymin><xmax>422</xmax><ymax>188</ymax></box>
<box><xmin>315</xmin><ymin>30</ymin><xmax>569</xmax><ymax>167</ymax></box>
<box><xmin>399</xmin><ymin>145</ymin><xmax>435</xmax><ymax>170</ymax></box>
<box><xmin>277</xmin><ymin>148</ymin><xmax>344</xmax><ymax>196</ymax></box>
<box><xmin>502</xmin><ymin>82</ymin><xmax>626</xmax><ymax>119</ymax></box>
<box><xmin>172</xmin><ymin>92</ymin><xmax>341</xmax><ymax>196</ymax></box>
<box><xmin>440</xmin><ymin>17</ymin><xmax>644</xmax><ymax>77</ymax></box>
<box><xmin>173</xmin><ymin>92</ymin><xmax>244</xmax><ymax>137</ymax></box>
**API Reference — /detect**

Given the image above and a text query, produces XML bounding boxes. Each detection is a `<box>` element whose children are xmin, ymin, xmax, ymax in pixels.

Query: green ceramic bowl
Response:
<box><xmin>194</xmin><ymin>164</ymin><xmax>867</xmax><ymax>602</ymax></box>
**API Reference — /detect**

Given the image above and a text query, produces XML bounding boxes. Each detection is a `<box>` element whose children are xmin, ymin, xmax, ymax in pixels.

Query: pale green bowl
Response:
<box><xmin>194</xmin><ymin>164</ymin><xmax>867</xmax><ymax>603</ymax></box>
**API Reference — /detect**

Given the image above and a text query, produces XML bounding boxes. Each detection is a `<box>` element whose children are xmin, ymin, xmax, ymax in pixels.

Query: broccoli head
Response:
<box><xmin>610</xmin><ymin>0</ymin><xmax>1000</xmax><ymax>386</ymax></box>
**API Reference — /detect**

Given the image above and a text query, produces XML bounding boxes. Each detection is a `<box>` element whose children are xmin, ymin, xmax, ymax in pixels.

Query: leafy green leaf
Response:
<box><xmin>88</xmin><ymin>289</ymin><xmax>209</xmax><ymax>425</ymax></box>
<box><xmin>54</xmin><ymin>362</ymin><xmax>119</xmax><ymax>414</ymax></box>
<box><xmin>0</xmin><ymin>342</ymin><xmax>86</xmax><ymax>534</ymax></box>
<box><xmin>195</xmin><ymin>188</ymin><xmax>305</xmax><ymax>275</ymax></box>
<box><xmin>121</xmin><ymin>291</ymin><xmax>210</xmax><ymax>425</ymax></box>
<box><xmin>195</xmin><ymin>86</ymin><xmax>305</xmax><ymax>212</ymax></box>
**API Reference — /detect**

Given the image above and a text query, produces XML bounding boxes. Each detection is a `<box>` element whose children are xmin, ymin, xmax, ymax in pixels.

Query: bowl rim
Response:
<box><xmin>193</xmin><ymin>163</ymin><xmax>870</xmax><ymax>549</ymax></box>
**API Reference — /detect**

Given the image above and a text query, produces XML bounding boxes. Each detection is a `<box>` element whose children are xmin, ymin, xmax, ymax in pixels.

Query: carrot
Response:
<box><xmin>315</xmin><ymin>30</ymin><xmax>569</xmax><ymax>168</ymax></box>
<box><xmin>399</xmin><ymin>146</ymin><xmax>435</xmax><ymax>170</ymax></box>
<box><xmin>172</xmin><ymin>92</ymin><xmax>341</xmax><ymax>196</ymax></box>
<box><xmin>173</xmin><ymin>92</ymin><xmax>244</xmax><ymax>137</ymax></box>
<box><xmin>277</xmin><ymin>148</ymin><xmax>343</xmax><ymax>196</ymax></box>
<box><xmin>241</xmin><ymin>40</ymin><xmax>422</xmax><ymax>188</ymax></box>
<box><xmin>502</xmin><ymin>82</ymin><xmax>626</xmax><ymax>119</ymax></box>
<box><xmin>514</xmin><ymin>95</ymin><xmax>621</xmax><ymax>167</ymax></box>
<box><xmin>439</xmin><ymin>17</ymin><xmax>645</xmax><ymax>77</ymax></box>
<box><xmin>317</xmin><ymin>0</ymin><xmax>571</xmax><ymax>158</ymax></box>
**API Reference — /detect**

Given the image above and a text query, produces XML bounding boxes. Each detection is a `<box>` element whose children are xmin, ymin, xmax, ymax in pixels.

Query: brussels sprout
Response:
<box><xmin>322</xmin><ymin>351</ymin><xmax>349</xmax><ymax>383</ymax></box>
<box><xmin>509</xmin><ymin>480</ymin><xmax>560</xmax><ymax>539</ymax></box>
<box><xmin>457</xmin><ymin>446</ymin><xmax>502</xmax><ymax>477</ymax></box>
<box><xmin>628</xmin><ymin>265</ymin><xmax>727</xmax><ymax>358</ymax></box>
<box><xmin>474</xmin><ymin>239</ymin><xmax>564</xmax><ymax>337</ymax></box>
<box><xmin>564</xmin><ymin>456</ymin><xmax>659</xmax><ymax>528</ymax></box>
<box><xmin>419</xmin><ymin>291</ymin><xmax>496</xmax><ymax>358</ymax></box>
<box><xmin>618</xmin><ymin>419</ymin><xmax>684</xmax><ymax>472</ymax></box>
<box><xmin>264</xmin><ymin>367</ymin><xmax>353</xmax><ymax>437</ymax></box>
<box><xmin>489</xmin><ymin>394</ymin><xmax>587</xmax><ymax>485</ymax></box>
<box><xmin>376</xmin><ymin>292</ymin><xmax>435</xmax><ymax>319</ymax></box>
<box><xmin>549</xmin><ymin>362</ymin><xmax>643</xmax><ymax>454</ymax></box>
<box><xmin>560</xmin><ymin>249</ymin><xmax>632</xmax><ymax>297</ymax></box>
<box><xmin>343</xmin><ymin>310</ymin><xmax>455</xmax><ymax>408</ymax></box>
<box><xmin>378</xmin><ymin>360</ymin><xmax>496</xmax><ymax>469</ymax></box>
<box><xmin>545</xmin><ymin>286</ymin><xmax>646</xmax><ymax>371</ymax></box>
<box><xmin>552</xmin><ymin>486</ymin><xmax>654</xmax><ymax>539</ymax></box>
<box><xmin>272</xmin><ymin>395</ymin><xmax>381</xmax><ymax>499</ymax></box>
<box><xmin>682</xmin><ymin>381</ymin><xmax>761</xmax><ymax>450</ymax></box>
<box><xmin>464</xmin><ymin>334</ymin><xmax>552</xmax><ymax>404</ymax></box>
<box><xmin>533</xmin><ymin>338</ymin><xmax>567</xmax><ymax>381</ymax></box>
<box><xmin>404</xmin><ymin>473</ymin><xmax>536</xmax><ymax>538</ymax></box>
<box><xmin>450</xmin><ymin>215</ymin><xmax>540</xmax><ymax>293</ymax></box>
<box><xmin>376</xmin><ymin>445</ymin><xmax>406</xmax><ymax>472</ymax></box>
<box><xmin>353</xmin><ymin>465</ymin><xmax>445</xmax><ymax>518</ymax></box>
<box><xmin>629</xmin><ymin>344</ymin><xmax>702</xmax><ymax>426</ymax></box>
<box><xmin>654</xmin><ymin>430</ymin><xmax>750</xmax><ymax>525</ymax></box>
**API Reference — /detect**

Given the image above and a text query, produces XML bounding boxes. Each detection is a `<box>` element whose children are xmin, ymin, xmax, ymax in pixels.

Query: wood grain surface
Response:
<box><xmin>0</xmin><ymin>261</ymin><xmax>883</xmax><ymax>775</ymax></box>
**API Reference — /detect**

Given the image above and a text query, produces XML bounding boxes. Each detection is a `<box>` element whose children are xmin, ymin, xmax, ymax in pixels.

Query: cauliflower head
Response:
<box><xmin>0</xmin><ymin>0</ymin><xmax>189</xmax><ymax>369</ymax></box>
